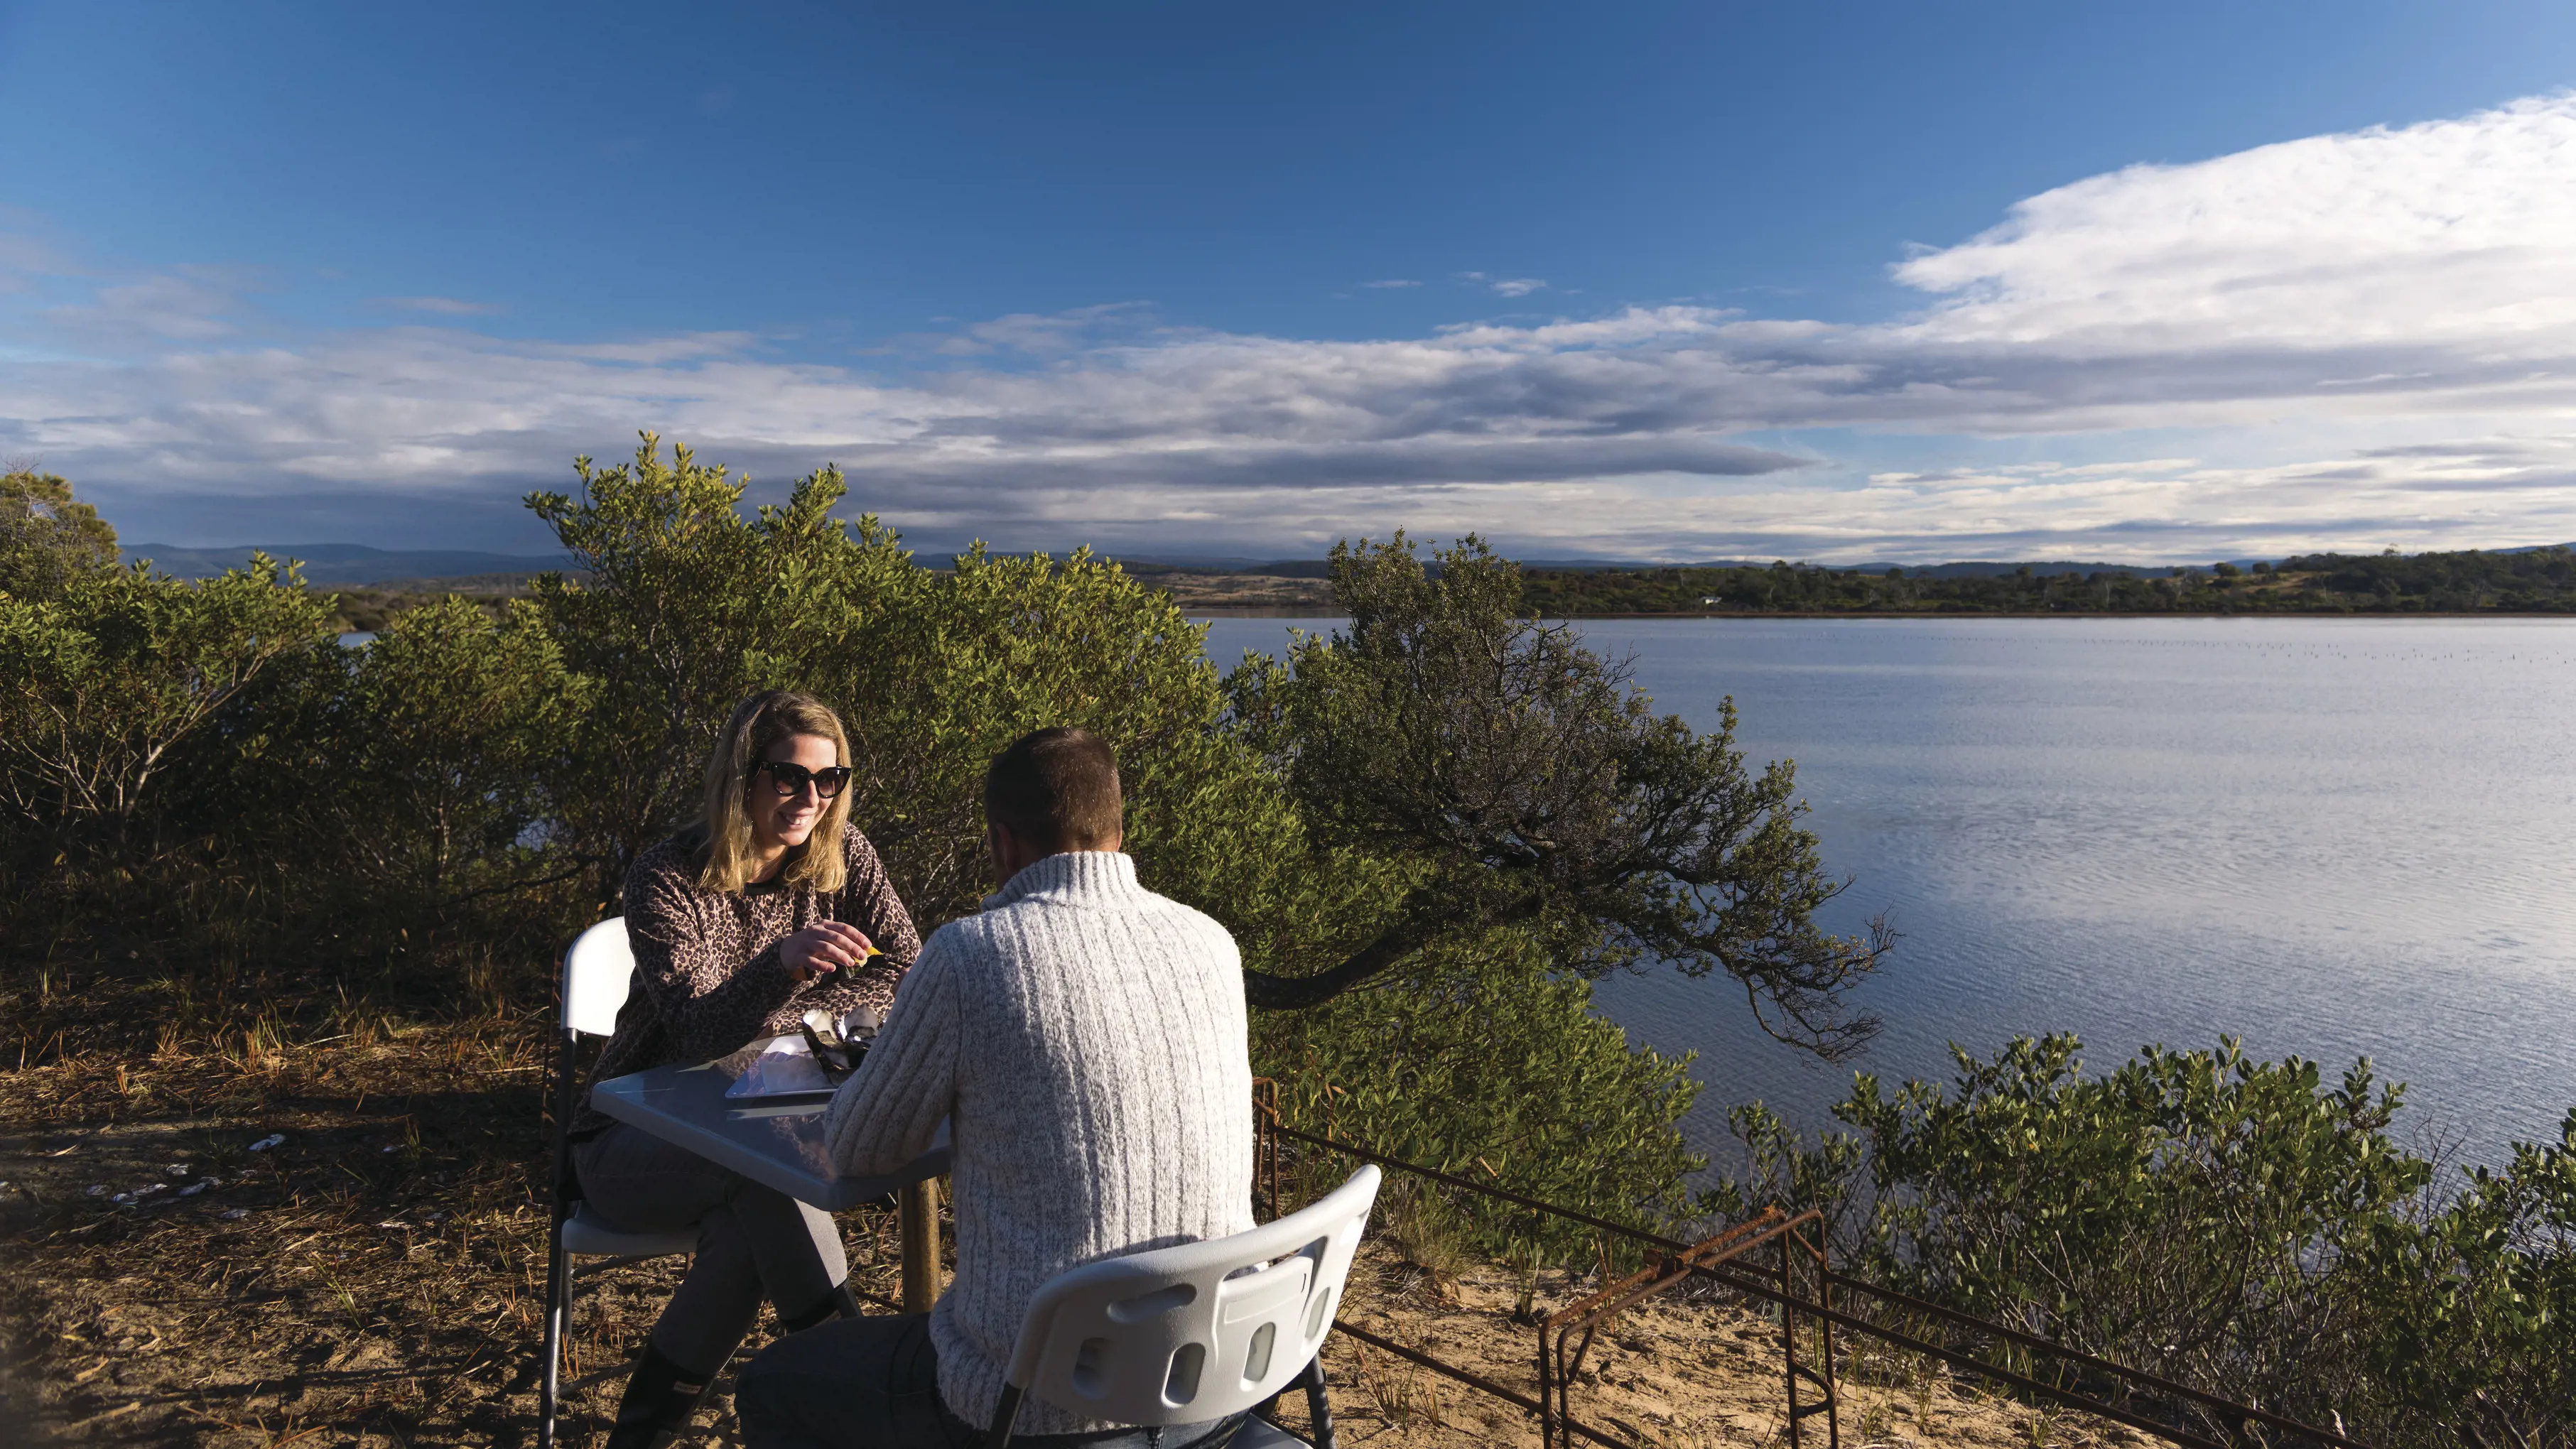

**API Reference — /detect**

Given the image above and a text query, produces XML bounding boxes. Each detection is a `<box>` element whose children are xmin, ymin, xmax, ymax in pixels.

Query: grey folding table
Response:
<box><xmin>590</xmin><ymin>1040</ymin><xmax>953</xmax><ymax>1309</ymax></box>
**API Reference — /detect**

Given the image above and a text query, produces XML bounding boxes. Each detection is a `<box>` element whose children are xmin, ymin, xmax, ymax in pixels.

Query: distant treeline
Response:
<box><xmin>323</xmin><ymin>577</ymin><xmax>537</xmax><ymax>633</ymax></box>
<box><xmin>1520</xmin><ymin>546</ymin><xmax>2576</xmax><ymax>616</ymax></box>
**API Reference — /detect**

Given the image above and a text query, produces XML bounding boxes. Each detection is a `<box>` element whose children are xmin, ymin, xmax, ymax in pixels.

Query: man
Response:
<box><xmin>737</xmin><ymin>727</ymin><xmax>1255</xmax><ymax>1449</ymax></box>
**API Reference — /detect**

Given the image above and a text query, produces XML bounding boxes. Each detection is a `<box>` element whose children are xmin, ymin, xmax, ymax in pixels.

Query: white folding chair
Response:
<box><xmin>540</xmin><ymin>917</ymin><xmax>700</xmax><ymax>1449</ymax></box>
<box><xmin>984</xmin><ymin>1165</ymin><xmax>1382</xmax><ymax>1449</ymax></box>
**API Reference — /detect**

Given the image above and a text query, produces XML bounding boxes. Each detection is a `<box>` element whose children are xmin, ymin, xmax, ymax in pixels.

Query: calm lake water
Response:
<box><xmin>1198</xmin><ymin>616</ymin><xmax>2576</xmax><ymax>1171</ymax></box>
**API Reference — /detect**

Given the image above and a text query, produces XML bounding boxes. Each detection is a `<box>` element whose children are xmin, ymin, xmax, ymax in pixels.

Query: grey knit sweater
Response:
<box><xmin>824</xmin><ymin>852</ymin><xmax>1254</xmax><ymax>1435</ymax></box>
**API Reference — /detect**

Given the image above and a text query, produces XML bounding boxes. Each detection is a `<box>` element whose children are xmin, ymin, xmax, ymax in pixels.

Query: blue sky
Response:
<box><xmin>6</xmin><ymin>1</ymin><xmax>2576</xmax><ymax>562</ymax></box>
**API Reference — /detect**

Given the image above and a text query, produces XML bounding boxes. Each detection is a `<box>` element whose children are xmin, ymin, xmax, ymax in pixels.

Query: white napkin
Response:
<box><xmin>725</xmin><ymin>1038</ymin><xmax>835</xmax><ymax>1099</ymax></box>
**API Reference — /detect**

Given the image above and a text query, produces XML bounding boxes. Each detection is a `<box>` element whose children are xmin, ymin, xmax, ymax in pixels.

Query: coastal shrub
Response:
<box><xmin>1216</xmin><ymin>533</ymin><xmax>1903</xmax><ymax>1251</ymax></box>
<box><xmin>1842</xmin><ymin>1036</ymin><xmax>2424</xmax><ymax>1428</ymax></box>
<box><xmin>802</xmin><ymin>539</ymin><xmax>1299</xmax><ymax>934</ymax></box>
<box><xmin>2363</xmin><ymin>1110</ymin><xmax>2576</xmax><ymax>1448</ymax></box>
<box><xmin>0</xmin><ymin>467</ymin><xmax>120</xmax><ymax>602</ymax></box>
<box><xmin>1223</xmin><ymin>533</ymin><xmax>1890</xmax><ymax>1049</ymax></box>
<box><xmin>283</xmin><ymin>596</ymin><xmax>594</xmax><ymax>952</ymax></box>
<box><xmin>1258</xmin><ymin>927</ymin><xmax>1711</xmax><ymax>1260</ymax></box>
<box><xmin>519</xmin><ymin>435</ymin><xmax>1301</xmax><ymax>939</ymax></box>
<box><xmin>526</xmin><ymin>433</ymin><xmax>904</xmax><ymax>902</ymax></box>
<box><xmin>0</xmin><ymin>555</ymin><xmax>337</xmax><ymax>913</ymax></box>
<box><xmin>1713</xmin><ymin>1036</ymin><xmax>2576</xmax><ymax>1447</ymax></box>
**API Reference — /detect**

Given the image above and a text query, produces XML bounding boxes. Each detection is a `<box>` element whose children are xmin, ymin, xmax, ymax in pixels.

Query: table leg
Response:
<box><xmin>899</xmin><ymin>1176</ymin><xmax>941</xmax><ymax>1313</ymax></box>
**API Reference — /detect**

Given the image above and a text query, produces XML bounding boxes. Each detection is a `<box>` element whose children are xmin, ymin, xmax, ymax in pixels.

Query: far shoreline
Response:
<box><xmin>1190</xmin><ymin>608</ymin><xmax>2576</xmax><ymax>621</ymax></box>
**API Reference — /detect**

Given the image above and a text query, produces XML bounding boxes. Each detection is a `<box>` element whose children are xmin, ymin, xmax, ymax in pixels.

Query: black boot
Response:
<box><xmin>604</xmin><ymin>1341</ymin><xmax>715</xmax><ymax>1449</ymax></box>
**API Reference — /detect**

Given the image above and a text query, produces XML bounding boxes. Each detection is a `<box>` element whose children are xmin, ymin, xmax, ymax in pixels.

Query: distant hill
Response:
<box><xmin>1849</xmin><ymin>560</ymin><xmax>2171</xmax><ymax>580</ymax></box>
<box><xmin>1131</xmin><ymin>557</ymin><xmax>2199</xmax><ymax>580</ymax></box>
<box><xmin>123</xmin><ymin>543</ymin><xmax>570</xmax><ymax>585</ymax></box>
<box><xmin>1517</xmin><ymin>545</ymin><xmax>2576</xmax><ymax>617</ymax></box>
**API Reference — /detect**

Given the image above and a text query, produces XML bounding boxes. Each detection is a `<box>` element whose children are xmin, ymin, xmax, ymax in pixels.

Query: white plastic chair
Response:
<box><xmin>983</xmin><ymin>1165</ymin><xmax>1382</xmax><ymax>1449</ymax></box>
<box><xmin>541</xmin><ymin>917</ymin><xmax>700</xmax><ymax>1449</ymax></box>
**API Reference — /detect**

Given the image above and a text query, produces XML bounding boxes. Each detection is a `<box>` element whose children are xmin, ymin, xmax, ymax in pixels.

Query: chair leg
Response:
<box><xmin>1299</xmin><ymin>1355</ymin><xmax>1336</xmax><ymax>1449</ymax></box>
<box><xmin>541</xmin><ymin>1224</ymin><xmax>571</xmax><ymax>1449</ymax></box>
<box><xmin>983</xmin><ymin>1382</ymin><xmax>1025</xmax><ymax>1449</ymax></box>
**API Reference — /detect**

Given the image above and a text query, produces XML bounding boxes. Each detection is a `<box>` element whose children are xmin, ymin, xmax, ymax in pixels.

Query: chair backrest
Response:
<box><xmin>561</xmin><ymin>918</ymin><xmax>634</xmax><ymax>1038</ymax></box>
<box><xmin>997</xmin><ymin>1165</ymin><xmax>1381</xmax><ymax>1438</ymax></box>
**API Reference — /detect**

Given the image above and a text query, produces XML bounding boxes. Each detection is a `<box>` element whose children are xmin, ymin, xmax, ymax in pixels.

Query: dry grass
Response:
<box><xmin>0</xmin><ymin>989</ymin><xmax>931</xmax><ymax>1446</ymax></box>
<box><xmin>1241</xmin><ymin>1237</ymin><xmax>2154</xmax><ymax>1449</ymax></box>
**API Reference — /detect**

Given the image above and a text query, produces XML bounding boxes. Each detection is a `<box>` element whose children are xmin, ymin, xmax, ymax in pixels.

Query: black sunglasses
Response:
<box><xmin>749</xmin><ymin>761</ymin><xmax>853</xmax><ymax>799</ymax></box>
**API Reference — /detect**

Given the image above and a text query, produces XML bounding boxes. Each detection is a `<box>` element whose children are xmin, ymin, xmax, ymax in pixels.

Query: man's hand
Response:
<box><xmin>780</xmin><ymin>922</ymin><xmax>878</xmax><ymax>984</ymax></box>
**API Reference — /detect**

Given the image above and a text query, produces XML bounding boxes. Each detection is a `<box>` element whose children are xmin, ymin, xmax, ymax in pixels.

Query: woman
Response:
<box><xmin>572</xmin><ymin>690</ymin><xmax>922</xmax><ymax>1449</ymax></box>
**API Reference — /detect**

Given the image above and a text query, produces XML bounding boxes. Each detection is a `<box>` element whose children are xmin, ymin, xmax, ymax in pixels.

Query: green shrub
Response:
<box><xmin>1712</xmin><ymin>1037</ymin><xmax>2575</xmax><ymax>1446</ymax></box>
<box><xmin>1259</xmin><ymin>927</ymin><xmax>1709</xmax><ymax>1261</ymax></box>
<box><xmin>2366</xmin><ymin>1110</ymin><xmax>2576</xmax><ymax>1446</ymax></box>
<box><xmin>0</xmin><ymin>555</ymin><xmax>335</xmax><ymax>865</ymax></box>
<box><xmin>290</xmin><ymin>596</ymin><xmax>592</xmax><ymax>950</ymax></box>
<box><xmin>526</xmin><ymin>433</ymin><xmax>891</xmax><ymax>901</ymax></box>
<box><xmin>0</xmin><ymin>467</ymin><xmax>119</xmax><ymax>602</ymax></box>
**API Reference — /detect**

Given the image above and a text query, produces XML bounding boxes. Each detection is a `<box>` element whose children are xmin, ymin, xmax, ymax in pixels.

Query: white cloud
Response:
<box><xmin>48</xmin><ymin>264</ymin><xmax>253</xmax><ymax>341</ymax></box>
<box><xmin>1895</xmin><ymin>96</ymin><xmax>2576</xmax><ymax>353</ymax></box>
<box><xmin>10</xmin><ymin>94</ymin><xmax>2576</xmax><ymax>559</ymax></box>
<box><xmin>1360</xmin><ymin>279</ymin><xmax>1420</xmax><ymax>289</ymax></box>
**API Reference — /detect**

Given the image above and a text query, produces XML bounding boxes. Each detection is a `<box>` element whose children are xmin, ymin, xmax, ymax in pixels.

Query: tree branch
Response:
<box><xmin>1241</xmin><ymin>922</ymin><xmax>1426</xmax><ymax>1010</ymax></box>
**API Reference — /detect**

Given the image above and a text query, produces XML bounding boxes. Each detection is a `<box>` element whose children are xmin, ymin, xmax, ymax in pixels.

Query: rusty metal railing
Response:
<box><xmin>1541</xmin><ymin>1208</ymin><xmax>1839</xmax><ymax>1449</ymax></box>
<box><xmin>1250</xmin><ymin>1084</ymin><xmax>2379</xmax><ymax>1449</ymax></box>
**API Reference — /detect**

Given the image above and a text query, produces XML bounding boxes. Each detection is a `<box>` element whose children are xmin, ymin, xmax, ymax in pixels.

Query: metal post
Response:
<box><xmin>540</xmin><ymin>1231</ymin><xmax>568</xmax><ymax>1449</ymax></box>
<box><xmin>1782</xmin><ymin>1235</ymin><xmax>1802</xmax><ymax>1449</ymax></box>
<box><xmin>901</xmin><ymin>1176</ymin><xmax>942</xmax><ymax>1313</ymax></box>
<box><xmin>1813</xmin><ymin>1225</ymin><xmax>1839</xmax><ymax>1449</ymax></box>
<box><xmin>1537</xmin><ymin>1328</ymin><xmax>1557</xmax><ymax>1449</ymax></box>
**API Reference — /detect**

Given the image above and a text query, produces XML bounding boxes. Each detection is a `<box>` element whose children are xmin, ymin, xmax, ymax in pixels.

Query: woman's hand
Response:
<box><xmin>779</xmin><ymin>921</ymin><xmax>877</xmax><ymax>984</ymax></box>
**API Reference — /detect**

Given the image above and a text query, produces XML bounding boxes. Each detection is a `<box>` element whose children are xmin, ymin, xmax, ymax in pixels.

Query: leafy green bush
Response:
<box><xmin>0</xmin><ymin>555</ymin><xmax>335</xmax><ymax>865</ymax></box>
<box><xmin>521</xmin><ymin>435</ymin><xmax>1296</xmax><ymax>937</ymax></box>
<box><xmin>290</xmin><ymin>596</ymin><xmax>592</xmax><ymax>950</ymax></box>
<box><xmin>1218</xmin><ymin>533</ymin><xmax>1889</xmax><ymax>1247</ymax></box>
<box><xmin>1711</xmin><ymin>1037</ymin><xmax>2575</xmax><ymax>1446</ymax></box>
<box><xmin>1259</xmin><ymin>928</ymin><xmax>1710</xmax><ymax>1261</ymax></box>
<box><xmin>526</xmin><ymin>434</ymin><xmax>891</xmax><ymax>901</ymax></box>
<box><xmin>1</xmin><ymin>467</ymin><xmax>119</xmax><ymax>602</ymax></box>
<box><xmin>2365</xmin><ymin>1111</ymin><xmax>2576</xmax><ymax>1447</ymax></box>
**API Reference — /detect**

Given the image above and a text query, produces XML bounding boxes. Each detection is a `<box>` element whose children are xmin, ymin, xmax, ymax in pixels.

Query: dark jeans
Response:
<box><xmin>737</xmin><ymin>1313</ymin><xmax>1247</xmax><ymax>1449</ymax></box>
<box><xmin>574</xmin><ymin>1122</ymin><xmax>848</xmax><ymax>1374</ymax></box>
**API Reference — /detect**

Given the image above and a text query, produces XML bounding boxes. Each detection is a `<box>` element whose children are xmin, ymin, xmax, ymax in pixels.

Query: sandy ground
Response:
<box><xmin>1</xmin><ymin>1022</ymin><xmax>2137</xmax><ymax>1448</ymax></box>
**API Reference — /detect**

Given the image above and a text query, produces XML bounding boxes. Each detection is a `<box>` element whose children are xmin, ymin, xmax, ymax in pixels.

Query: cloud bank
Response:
<box><xmin>8</xmin><ymin>95</ymin><xmax>2576</xmax><ymax>560</ymax></box>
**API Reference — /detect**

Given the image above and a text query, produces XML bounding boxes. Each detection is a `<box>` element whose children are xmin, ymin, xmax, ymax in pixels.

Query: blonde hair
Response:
<box><xmin>697</xmin><ymin>690</ymin><xmax>853</xmax><ymax>894</ymax></box>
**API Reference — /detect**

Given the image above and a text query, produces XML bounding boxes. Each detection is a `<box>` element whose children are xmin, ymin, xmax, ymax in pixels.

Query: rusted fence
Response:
<box><xmin>1252</xmin><ymin>1085</ymin><xmax>2378</xmax><ymax>1449</ymax></box>
<box><xmin>1541</xmin><ymin>1208</ymin><xmax>1839</xmax><ymax>1449</ymax></box>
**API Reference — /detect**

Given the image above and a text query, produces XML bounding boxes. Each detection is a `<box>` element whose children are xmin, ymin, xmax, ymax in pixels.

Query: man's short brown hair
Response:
<box><xmin>984</xmin><ymin>727</ymin><xmax>1122</xmax><ymax>852</ymax></box>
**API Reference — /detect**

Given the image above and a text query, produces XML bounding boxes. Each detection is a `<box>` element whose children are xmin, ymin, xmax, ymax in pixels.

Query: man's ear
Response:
<box><xmin>990</xmin><ymin>820</ymin><xmax>1031</xmax><ymax>877</ymax></box>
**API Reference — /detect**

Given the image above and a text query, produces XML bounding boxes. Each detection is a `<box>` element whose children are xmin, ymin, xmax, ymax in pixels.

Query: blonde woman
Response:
<box><xmin>572</xmin><ymin>690</ymin><xmax>921</xmax><ymax>1449</ymax></box>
